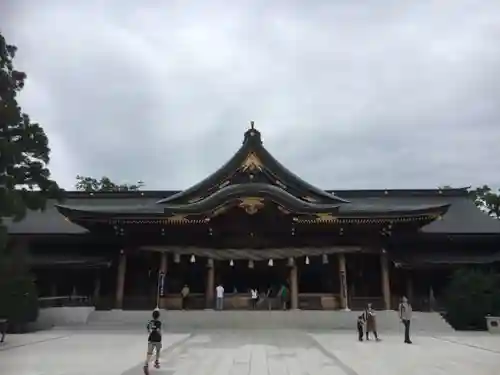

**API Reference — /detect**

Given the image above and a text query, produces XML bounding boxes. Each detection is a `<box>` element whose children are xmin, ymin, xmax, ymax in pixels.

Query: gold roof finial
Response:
<box><xmin>250</xmin><ymin>120</ymin><xmax>255</xmax><ymax>130</ymax></box>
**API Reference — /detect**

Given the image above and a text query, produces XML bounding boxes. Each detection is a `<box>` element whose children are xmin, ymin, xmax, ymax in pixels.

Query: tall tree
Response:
<box><xmin>75</xmin><ymin>175</ymin><xmax>145</xmax><ymax>192</ymax></box>
<box><xmin>469</xmin><ymin>185</ymin><xmax>500</xmax><ymax>219</ymax></box>
<box><xmin>0</xmin><ymin>32</ymin><xmax>62</xmax><ymax>327</ymax></box>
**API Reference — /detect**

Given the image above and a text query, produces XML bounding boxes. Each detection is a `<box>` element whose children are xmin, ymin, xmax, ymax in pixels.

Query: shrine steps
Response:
<box><xmin>86</xmin><ymin>310</ymin><xmax>454</xmax><ymax>332</ymax></box>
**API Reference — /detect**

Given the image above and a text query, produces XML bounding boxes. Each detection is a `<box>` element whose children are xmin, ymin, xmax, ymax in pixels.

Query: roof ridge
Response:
<box><xmin>59</xmin><ymin>187</ymin><xmax>470</xmax><ymax>199</ymax></box>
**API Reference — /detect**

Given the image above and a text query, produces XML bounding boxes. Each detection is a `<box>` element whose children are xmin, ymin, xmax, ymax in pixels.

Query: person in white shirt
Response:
<box><xmin>250</xmin><ymin>288</ymin><xmax>258</xmax><ymax>309</ymax></box>
<box><xmin>215</xmin><ymin>284</ymin><xmax>224</xmax><ymax>310</ymax></box>
<box><xmin>398</xmin><ymin>296</ymin><xmax>413</xmax><ymax>344</ymax></box>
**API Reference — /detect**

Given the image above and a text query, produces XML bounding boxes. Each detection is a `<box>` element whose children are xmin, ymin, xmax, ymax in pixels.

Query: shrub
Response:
<box><xmin>443</xmin><ymin>268</ymin><xmax>500</xmax><ymax>330</ymax></box>
<box><xmin>0</xmin><ymin>243</ymin><xmax>39</xmax><ymax>332</ymax></box>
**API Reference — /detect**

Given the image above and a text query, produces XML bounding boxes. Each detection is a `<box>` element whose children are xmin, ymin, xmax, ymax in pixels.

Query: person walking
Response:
<box><xmin>250</xmin><ymin>288</ymin><xmax>258</xmax><ymax>309</ymax></box>
<box><xmin>356</xmin><ymin>314</ymin><xmax>365</xmax><ymax>341</ymax></box>
<box><xmin>278</xmin><ymin>284</ymin><xmax>289</xmax><ymax>310</ymax></box>
<box><xmin>143</xmin><ymin>309</ymin><xmax>162</xmax><ymax>374</ymax></box>
<box><xmin>399</xmin><ymin>296</ymin><xmax>413</xmax><ymax>344</ymax></box>
<box><xmin>215</xmin><ymin>283</ymin><xmax>224</xmax><ymax>310</ymax></box>
<box><xmin>180</xmin><ymin>284</ymin><xmax>190</xmax><ymax>310</ymax></box>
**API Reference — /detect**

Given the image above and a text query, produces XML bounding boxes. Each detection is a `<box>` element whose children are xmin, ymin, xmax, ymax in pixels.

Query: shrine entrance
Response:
<box><xmin>216</xmin><ymin>259</ymin><xmax>289</xmax><ymax>295</ymax></box>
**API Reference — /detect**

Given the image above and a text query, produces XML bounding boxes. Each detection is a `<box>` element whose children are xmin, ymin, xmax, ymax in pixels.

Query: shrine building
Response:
<box><xmin>6</xmin><ymin>124</ymin><xmax>500</xmax><ymax>310</ymax></box>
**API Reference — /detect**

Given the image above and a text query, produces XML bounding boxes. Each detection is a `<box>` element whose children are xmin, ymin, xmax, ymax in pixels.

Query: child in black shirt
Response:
<box><xmin>143</xmin><ymin>309</ymin><xmax>162</xmax><ymax>374</ymax></box>
<box><xmin>357</xmin><ymin>314</ymin><xmax>365</xmax><ymax>342</ymax></box>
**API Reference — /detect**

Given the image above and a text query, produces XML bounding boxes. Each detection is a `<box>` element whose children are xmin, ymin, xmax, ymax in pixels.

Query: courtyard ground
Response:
<box><xmin>0</xmin><ymin>329</ymin><xmax>499</xmax><ymax>375</ymax></box>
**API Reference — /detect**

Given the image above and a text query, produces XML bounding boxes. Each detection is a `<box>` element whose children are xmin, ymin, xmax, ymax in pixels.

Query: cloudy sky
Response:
<box><xmin>3</xmin><ymin>0</ymin><xmax>500</xmax><ymax>191</ymax></box>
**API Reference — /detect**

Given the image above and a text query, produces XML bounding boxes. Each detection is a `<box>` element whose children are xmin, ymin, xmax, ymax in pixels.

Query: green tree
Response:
<box><xmin>469</xmin><ymin>185</ymin><xmax>500</xmax><ymax>219</ymax></box>
<box><xmin>443</xmin><ymin>268</ymin><xmax>500</xmax><ymax>330</ymax></box>
<box><xmin>0</xmin><ymin>244</ymin><xmax>38</xmax><ymax>331</ymax></box>
<box><xmin>0</xmin><ymin>32</ymin><xmax>62</xmax><ymax>328</ymax></box>
<box><xmin>75</xmin><ymin>175</ymin><xmax>144</xmax><ymax>192</ymax></box>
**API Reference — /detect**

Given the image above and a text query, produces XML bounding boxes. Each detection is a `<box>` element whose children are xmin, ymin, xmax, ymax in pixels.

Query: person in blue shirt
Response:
<box><xmin>143</xmin><ymin>309</ymin><xmax>162</xmax><ymax>374</ymax></box>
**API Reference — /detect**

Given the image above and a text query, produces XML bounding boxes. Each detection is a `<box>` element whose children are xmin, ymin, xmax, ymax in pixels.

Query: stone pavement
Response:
<box><xmin>1</xmin><ymin>329</ymin><xmax>499</xmax><ymax>375</ymax></box>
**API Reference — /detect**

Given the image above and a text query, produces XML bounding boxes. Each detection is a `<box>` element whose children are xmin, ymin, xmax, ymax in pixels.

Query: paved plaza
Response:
<box><xmin>1</xmin><ymin>329</ymin><xmax>499</xmax><ymax>375</ymax></box>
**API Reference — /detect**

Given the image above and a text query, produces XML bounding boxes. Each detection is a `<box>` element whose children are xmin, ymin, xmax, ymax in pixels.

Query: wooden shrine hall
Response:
<box><xmin>6</xmin><ymin>123</ymin><xmax>500</xmax><ymax>311</ymax></box>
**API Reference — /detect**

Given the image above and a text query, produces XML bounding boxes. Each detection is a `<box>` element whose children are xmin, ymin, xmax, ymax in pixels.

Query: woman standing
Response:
<box><xmin>363</xmin><ymin>303</ymin><xmax>381</xmax><ymax>341</ymax></box>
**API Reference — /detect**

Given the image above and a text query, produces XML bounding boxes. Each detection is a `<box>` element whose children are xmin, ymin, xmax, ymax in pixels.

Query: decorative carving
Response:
<box><xmin>315</xmin><ymin>213</ymin><xmax>337</xmax><ymax>223</ymax></box>
<box><xmin>240</xmin><ymin>152</ymin><xmax>263</xmax><ymax>172</ymax></box>
<box><xmin>238</xmin><ymin>197</ymin><xmax>265</xmax><ymax>215</ymax></box>
<box><xmin>165</xmin><ymin>214</ymin><xmax>189</xmax><ymax>223</ymax></box>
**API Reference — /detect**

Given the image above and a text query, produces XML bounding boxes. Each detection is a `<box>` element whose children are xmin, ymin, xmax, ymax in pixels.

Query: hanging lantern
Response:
<box><xmin>174</xmin><ymin>253</ymin><xmax>180</xmax><ymax>263</ymax></box>
<box><xmin>287</xmin><ymin>257</ymin><xmax>294</xmax><ymax>267</ymax></box>
<box><xmin>229</xmin><ymin>259</ymin><xmax>234</xmax><ymax>267</ymax></box>
<box><xmin>322</xmin><ymin>254</ymin><xmax>328</xmax><ymax>264</ymax></box>
<box><xmin>248</xmin><ymin>259</ymin><xmax>254</xmax><ymax>269</ymax></box>
<box><xmin>190</xmin><ymin>254</ymin><xmax>196</xmax><ymax>263</ymax></box>
<box><xmin>207</xmin><ymin>258</ymin><xmax>214</xmax><ymax>268</ymax></box>
<box><xmin>268</xmin><ymin>259</ymin><xmax>274</xmax><ymax>267</ymax></box>
<box><xmin>305</xmin><ymin>256</ymin><xmax>310</xmax><ymax>265</ymax></box>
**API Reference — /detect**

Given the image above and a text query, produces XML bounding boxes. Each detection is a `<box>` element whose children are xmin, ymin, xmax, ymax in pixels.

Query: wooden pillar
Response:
<box><xmin>338</xmin><ymin>253</ymin><xmax>349</xmax><ymax>310</ymax></box>
<box><xmin>159</xmin><ymin>252</ymin><xmax>168</xmax><ymax>308</ymax></box>
<box><xmin>429</xmin><ymin>286</ymin><xmax>435</xmax><ymax>312</ymax></box>
<box><xmin>406</xmin><ymin>271</ymin><xmax>414</xmax><ymax>303</ymax></box>
<box><xmin>93</xmin><ymin>273</ymin><xmax>101</xmax><ymax>304</ymax></box>
<box><xmin>381</xmin><ymin>250</ymin><xmax>391</xmax><ymax>310</ymax></box>
<box><xmin>115</xmin><ymin>251</ymin><xmax>127</xmax><ymax>309</ymax></box>
<box><xmin>290</xmin><ymin>264</ymin><xmax>298</xmax><ymax>310</ymax></box>
<box><xmin>50</xmin><ymin>283</ymin><xmax>58</xmax><ymax>297</ymax></box>
<box><xmin>206</xmin><ymin>260</ymin><xmax>215</xmax><ymax>309</ymax></box>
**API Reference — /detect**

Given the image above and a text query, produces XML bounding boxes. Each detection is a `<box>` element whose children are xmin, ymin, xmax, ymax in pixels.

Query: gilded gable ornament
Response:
<box><xmin>240</xmin><ymin>152</ymin><xmax>263</xmax><ymax>172</ymax></box>
<box><xmin>238</xmin><ymin>197</ymin><xmax>265</xmax><ymax>215</ymax></box>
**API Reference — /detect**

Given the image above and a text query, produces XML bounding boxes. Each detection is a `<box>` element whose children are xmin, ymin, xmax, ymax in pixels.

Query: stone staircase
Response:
<box><xmin>87</xmin><ymin>310</ymin><xmax>454</xmax><ymax>332</ymax></box>
<box><xmin>411</xmin><ymin>312</ymin><xmax>455</xmax><ymax>333</ymax></box>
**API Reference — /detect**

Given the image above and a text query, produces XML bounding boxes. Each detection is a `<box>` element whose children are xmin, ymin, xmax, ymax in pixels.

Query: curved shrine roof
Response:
<box><xmin>4</xmin><ymin>125</ymin><xmax>500</xmax><ymax>235</ymax></box>
<box><xmin>6</xmin><ymin>187</ymin><xmax>500</xmax><ymax>235</ymax></box>
<box><xmin>157</xmin><ymin>125</ymin><xmax>349</xmax><ymax>205</ymax></box>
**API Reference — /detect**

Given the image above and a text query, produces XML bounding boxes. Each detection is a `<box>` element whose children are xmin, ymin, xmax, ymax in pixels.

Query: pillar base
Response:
<box><xmin>342</xmin><ymin>307</ymin><xmax>351</xmax><ymax>311</ymax></box>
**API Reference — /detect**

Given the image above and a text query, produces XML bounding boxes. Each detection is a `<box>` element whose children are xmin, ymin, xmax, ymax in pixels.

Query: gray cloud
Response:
<box><xmin>3</xmin><ymin>0</ymin><xmax>500</xmax><ymax>190</ymax></box>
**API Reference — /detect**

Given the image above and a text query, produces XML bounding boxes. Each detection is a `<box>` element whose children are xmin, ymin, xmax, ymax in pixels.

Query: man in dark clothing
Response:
<box><xmin>143</xmin><ymin>309</ymin><xmax>162</xmax><ymax>374</ymax></box>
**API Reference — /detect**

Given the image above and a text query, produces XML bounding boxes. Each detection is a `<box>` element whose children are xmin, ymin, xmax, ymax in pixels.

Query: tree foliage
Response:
<box><xmin>0</xmin><ymin>243</ymin><xmax>38</xmax><ymax>331</ymax></box>
<box><xmin>0</xmin><ymin>32</ymin><xmax>61</xmax><ymax>327</ymax></box>
<box><xmin>0</xmin><ymin>32</ymin><xmax>62</xmax><ymax>227</ymax></box>
<box><xmin>75</xmin><ymin>175</ymin><xmax>144</xmax><ymax>192</ymax></box>
<box><xmin>443</xmin><ymin>268</ymin><xmax>500</xmax><ymax>330</ymax></box>
<box><xmin>469</xmin><ymin>185</ymin><xmax>500</xmax><ymax>219</ymax></box>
